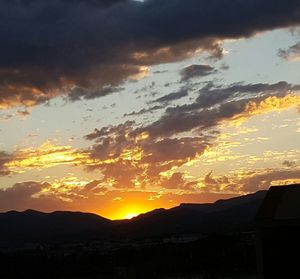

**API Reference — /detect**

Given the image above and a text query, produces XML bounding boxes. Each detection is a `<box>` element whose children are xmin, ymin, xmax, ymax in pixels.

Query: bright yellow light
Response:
<box><xmin>129</xmin><ymin>66</ymin><xmax>149</xmax><ymax>80</ymax></box>
<box><xmin>123</xmin><ymin>212</ymin><xmax>139</xmax><ymax>219</ymax></box>
<box><xmin>107</xmin><ymin>203</ymin><xmax>153</xmax><ymax>220</ymax></box>
<box><xmin>136</xmin><ymin>132</ymin><xmax>149</xmax><ymax>142</ymax></box>
<box><xmin>232</xmin><ymin>94</ymin><xmax>300</xmax><ymax>125</ymax></box>
<box><xmin>5</xmin><ymin>141</ymin><xmax>89</xmax><ymax>173</ymax></box>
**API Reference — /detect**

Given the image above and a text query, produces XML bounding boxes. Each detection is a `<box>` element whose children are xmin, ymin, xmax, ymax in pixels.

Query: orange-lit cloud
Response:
<box><xmin>202</xmin><ymin>167</ymin><xmax>300</xmax><ymax>194</ymax></box>
<box><xmin>1</xmin><ymin>164</ymin><xmax>299</xmax><ymax>219</ymax></box>
<box><xmin>0</xmin><ymin>177</ymin><xmax>236</xmax><ymax>220</ymax></box>
<box><xmin>231</xmin><ymin>94</ymin><xmax>300</xmax><ymax>125</ymax></box>
<box><xmin>4</xmin><ymin>141</ymin><xmax>89</xmax><ymax>174</ymax></box>
<box><xmin>1</xmin><ymin>91</ymin><xmax>299</xmax><ymax>203</ymax></box>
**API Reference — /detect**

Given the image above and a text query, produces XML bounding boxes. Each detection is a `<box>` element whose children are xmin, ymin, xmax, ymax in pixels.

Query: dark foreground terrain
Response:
<box><xmin>0</xmin><ymin>233</ymin><xmax>257</xmax><ymax>279</ymax></box>
<box><xmin>0</xmin><ymin>191</ymin><xmax>267</xmax><ymax>279</ymax></box>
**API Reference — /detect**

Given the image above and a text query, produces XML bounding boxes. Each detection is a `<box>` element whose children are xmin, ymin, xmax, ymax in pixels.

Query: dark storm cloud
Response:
<box><xmin>278</xmin><ymin>42</ymin><xmax>300</xmax><ymax>61</ymax></box>
<box><xmin>1</xmin><ymin>0</ymin><xmax>300</xmax><ymax>107</ymax></box>
<box><xmin>180</xmin><ymin>64</ymin><xmax>215</xmax><ymax>81</ymax></box>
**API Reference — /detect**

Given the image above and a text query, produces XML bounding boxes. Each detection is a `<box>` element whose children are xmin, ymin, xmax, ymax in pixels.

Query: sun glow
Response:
<box><xmin>123</xmin><ymin>212</ymin><xmax>139</xmax><ymax>219</ymax></box>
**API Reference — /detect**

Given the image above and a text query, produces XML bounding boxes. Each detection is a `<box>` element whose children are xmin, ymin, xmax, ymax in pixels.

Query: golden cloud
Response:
<box><xmin>232</xmin><ymin>94</ymin><xmax>300</xmax><ymax>125</ymax></box>
<box><xmin>4</xmin><ymin>141</ymin><xmax>89</xmax><ymax>174</ymax></box>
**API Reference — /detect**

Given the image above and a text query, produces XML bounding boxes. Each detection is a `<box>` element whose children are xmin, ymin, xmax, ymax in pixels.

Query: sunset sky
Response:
<box><xmin>0</xmin><ymin>0</ymin><xmax>300</xmax><ymax>219</ymax></box>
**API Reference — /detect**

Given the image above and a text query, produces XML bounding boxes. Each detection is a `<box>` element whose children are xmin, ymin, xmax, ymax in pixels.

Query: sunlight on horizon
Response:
<box><xmin>123</xmin><ymin>212</ymin><xmax>139</xmax><ymax>220</ymax></box>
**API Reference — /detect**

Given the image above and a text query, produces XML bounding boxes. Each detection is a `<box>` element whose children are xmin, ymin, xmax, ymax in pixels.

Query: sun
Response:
<box><xmin>123</xmin><ymin>212</ymin><xmax>139</xmax><ymax>219</ymax></box>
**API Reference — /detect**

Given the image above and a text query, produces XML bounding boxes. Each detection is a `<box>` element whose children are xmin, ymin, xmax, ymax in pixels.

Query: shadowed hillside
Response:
<box><xmin>119</xmin><ymin>190</ymin><xmax>267</xmax><ymax>237</ymax></box>
<box><xmin>0</xmin><ymin>210</ymin><xmax>112</xmax><ymax>247</ymax></box>
<box><xmin>0</xmin><ymin>190</ymin><xmax>267</xmax><ymax>247</ymax></box>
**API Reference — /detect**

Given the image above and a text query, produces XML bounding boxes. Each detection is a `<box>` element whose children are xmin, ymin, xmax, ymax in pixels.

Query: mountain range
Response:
<box><xmin>0</xmin><ymin>190</ymin><xmax>267</xmax><ymax>247</ymax></box>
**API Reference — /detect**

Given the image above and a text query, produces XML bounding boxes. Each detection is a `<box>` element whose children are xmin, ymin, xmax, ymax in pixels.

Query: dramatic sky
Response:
<box><xmin>0</xmin><ymin>0</ymin><xmax>300</xmax><ymax>219</ymax></box>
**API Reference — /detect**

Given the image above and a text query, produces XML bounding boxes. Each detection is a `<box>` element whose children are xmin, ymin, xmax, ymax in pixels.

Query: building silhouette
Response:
<box><xmin>256</xmin><ymin>184</ymin><xmax>300</xmax><ymax>278</ymax></box>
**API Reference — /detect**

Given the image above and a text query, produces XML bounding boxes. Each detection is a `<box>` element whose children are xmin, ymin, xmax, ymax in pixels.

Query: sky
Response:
<box><xmin>0</xmin><ymin>0</ymin><xmax>300</xmax><ymax>220</ymax></box>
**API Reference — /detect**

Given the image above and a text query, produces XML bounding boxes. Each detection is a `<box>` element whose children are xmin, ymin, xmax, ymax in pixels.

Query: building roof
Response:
<box><xmin>256</xmin><ymin>184</ymin><xmax>300</xmax><ymax>228</ymax></box>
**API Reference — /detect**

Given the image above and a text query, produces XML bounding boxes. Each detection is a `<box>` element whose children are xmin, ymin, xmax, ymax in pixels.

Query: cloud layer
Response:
<box><xmin>84</xmin><ymin>81</ymin><xmax>300</xmax><ymax>189</ymax></box>
<box><xmin>1</xmin><ymin>0</ymin><xmax>300</xmax><ymax>107</ymax></box>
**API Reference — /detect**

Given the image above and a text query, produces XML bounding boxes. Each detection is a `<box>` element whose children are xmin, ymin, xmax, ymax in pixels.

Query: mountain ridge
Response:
<box><xmin>0</xmin><ymin>190</ymin><xmax>268</xmax><ymax>247</ymax></box>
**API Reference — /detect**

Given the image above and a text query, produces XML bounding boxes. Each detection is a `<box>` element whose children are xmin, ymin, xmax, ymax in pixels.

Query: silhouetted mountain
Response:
<box><xmin>0</xmin><ymin>191</ymin><xmax>267</xmax><ymax>247</ymax></box>
<box><xmin>119</xmin><ymin>190</ymin><xmax>267</xmax><ymax>237</ymax></box>
<box><xmin>0</xmin><ymin>209</ymin><xmax>112</xmax><ymax>247</ymax></box>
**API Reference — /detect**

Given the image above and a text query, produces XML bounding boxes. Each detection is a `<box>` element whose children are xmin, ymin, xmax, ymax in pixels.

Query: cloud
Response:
<box><xmin>83</xmin><ymin>80</ymin><xmax>300</xmax><ymax>189</ymax></box>
<box><xmin>188</xmin><ymin>81</ymin><xmax>299</xmax><ymax>112</ymax></box>
<box><xmin>142</xmin><ymin>137</ymin><xmax>209</xmax><ymax>165</ymax></box>
<box><xmin>143</xmin><ymin>95</ymin><xmax>298</xmax><ymax>138</ymax></box>
<box><xmin>162</xmin><ymin>172</ymin><xmax>198</xmax><ymax>191</ymax></box>
<box><xmin>0</xmin><ymin>141</ymin><xmax>89</xmax><ymax>176</ymax></box>
<box><xmin>0</xmin><ymin>179</ymin><xmax>107</xmax><ymax>213</ymax></box>
<box><xmin>86</xmin><ymin>132</ymin><xmax>212</xmax><ymax>189</ymax></box>
<box><xmin>1</xmin><ymin>0</ymin><xmax>300</xmax><ymax>108</ymax></box>
<box><xmin>180</xmin><ymin>64</ymin><xmax>215</xmax><ymax>81</ymax></box>
<box><xmin>140</xmin><ymin>82</ymin><xmax>300</xmax><ymax>138</ymax></box>
<box><xmin>204</xmin><ymin>170</ymin><xmax>218</xmax><ymax>186</ymax></box>
<box><xmin>203</xmin><ymin>168</ymin><xmax>300</xmax><ymax>193</ymax></box>
<box><xmin>84</xmin><ymin>114</ymin><xmax>214</xmax><ymax>189</ymax></box>
<box><xmin>124</xmin><ymin>105</ymin><xmax>164</xmax><ymax>117</ymax></box>
<box><xmin>0</xmin><ymin>179</ymin><xmax>236</xmax><ymax>218</ymax></box>
<box><xmin>240</xmin><ymin>168</ymin><xmax>300</xmax><ymax>192</ymax></box>
<box><xmin>150</xmin><ymin>88</ymin><xmax>189</xmax><ymax>105</ymax></box>
<box><xmin>2</xmin><ymin>80</ymin><xmax>299</xmax><ymax>194</ymax></box>
<box><xmin>278</xmin><ymin>42</ymin><xmax>300</xmax><ymax>61</ymax></box>
<box><xmin>1</xmin><ymin>76</ymin><xmax>299</xmax><ymax>198</ymax></box>
<box><xmin>17</xmin><ymin>109</ymin><xmax>31</xmax><ymax>117</ymax></box>
<box><xmin>0</xmin><ymin>181</ymin><xmax>52</xmax><ymax>211</ymax></box>
<box><xmin>203</xmin><ymin>170</ymin><xmax>230</xmax><ymax>192</ymax></box>
<box><xmin>81</xmin><ymin>180</ymin><xmax>107</xmax><ymax>194</ymax></box>
<box><xmin>85</xmin><ymin>121</ymin><xmax>136</xmax><ymax>142</ymax></box>
<box><xmin>0</xmin><ymin>151</ymin><xmax>12</xmax><ymax>176</ymax></box>
<box><xmin>282</xmin><ymin>160</ymin><xmax>298</xmax><ymax>168</ymax></box>
<box><xmin>2</xmin><ymin>166</ymin><xmax>299</xmax><ymax>216</ymax></box>
<box><xmin>0</xmin><ymin>110</ymin><xmax>31</xmax><ymax>121</ymax></box>
<box><xmin>68</xmin><ymin>86</ymin><xmax>124</xmax><ymax>102</ymax></box>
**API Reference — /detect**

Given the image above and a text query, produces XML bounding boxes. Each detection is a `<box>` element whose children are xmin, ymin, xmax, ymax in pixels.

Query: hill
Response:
<box><xmin>0</xmin><ymin>190</ymin><xmax>267</xmax><ymax>247</ymax></box>
<box><xmin>119</xmin><ymin>190</ymin><xmax>267</xmax><ymax>237</ymax></box>
<box><xmin>0</xmin><ymin>210</ymin><xmax>112</xmax><ymax>247</ymax></box>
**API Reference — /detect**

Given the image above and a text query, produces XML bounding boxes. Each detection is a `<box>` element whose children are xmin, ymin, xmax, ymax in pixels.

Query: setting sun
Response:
<box><xmin>1</xmin><ymin>0</ymin><xmax>300</xmax><ymax>277</ymax></box>
<box><xmin>123</xmin><ymin>213</ymin><xmax>139</xmax><ymax>219</ymax></box>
